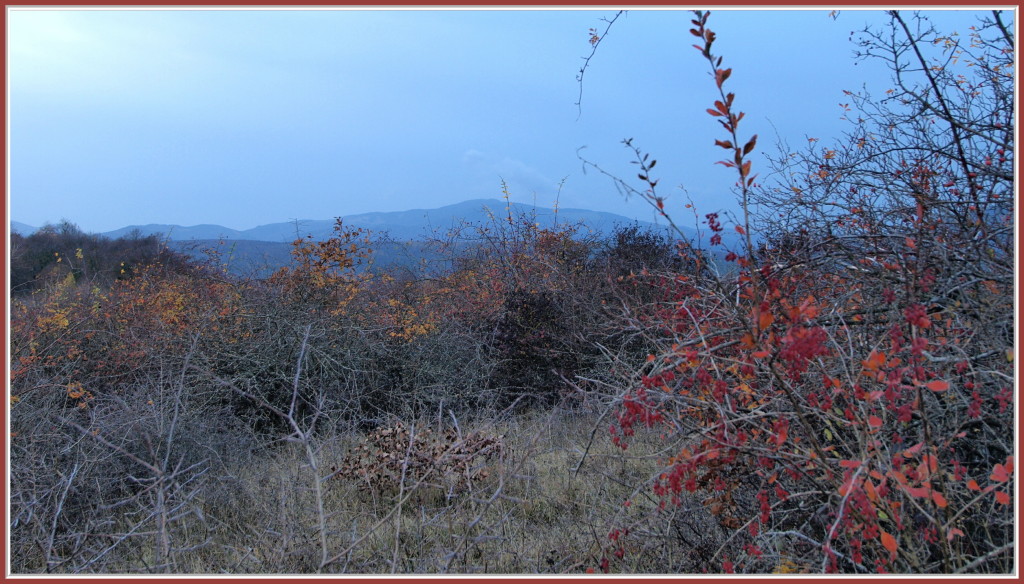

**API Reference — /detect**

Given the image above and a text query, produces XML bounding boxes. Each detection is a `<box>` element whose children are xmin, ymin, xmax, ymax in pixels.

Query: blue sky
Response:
<box><xmin>8</xmin><ymin>7</ymin><xmax>996</xmax><ymax>234</ymax></box>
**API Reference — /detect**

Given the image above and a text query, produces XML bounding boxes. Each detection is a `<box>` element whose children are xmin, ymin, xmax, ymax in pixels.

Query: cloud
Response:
<box><xmin>461</xmin><ymin>149</ymin><xmax>558</xmax><ymax>197</ymax></box>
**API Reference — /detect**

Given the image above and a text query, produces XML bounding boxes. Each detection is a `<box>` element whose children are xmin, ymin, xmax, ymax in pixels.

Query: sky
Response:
<box><xmin>7</xmin><ymin>6</ymin><xmax>999</xmax><ymax>234</ymax></box>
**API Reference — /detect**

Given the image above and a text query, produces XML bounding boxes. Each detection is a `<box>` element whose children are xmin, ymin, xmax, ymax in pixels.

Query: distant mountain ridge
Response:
<box><xmin>11</xmin><ymin>221</ymin><xmax>37</xmax><ymax>236</ymax></box>
<box><xmin>95</xmin><ymin>199</ymin><xmax>694</xmax><ymax>243</ymax></box>
<box><xmin>11</xmin><ymin>200</ymin><xmax>738</xmax><ymax>279</ymax></box>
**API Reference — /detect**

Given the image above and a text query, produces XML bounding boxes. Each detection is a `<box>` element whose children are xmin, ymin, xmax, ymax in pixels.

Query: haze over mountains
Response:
<box><xmin>36</xmin><ymin>199</ymin><xmax>691</xmax><ymax>243</ymax></box>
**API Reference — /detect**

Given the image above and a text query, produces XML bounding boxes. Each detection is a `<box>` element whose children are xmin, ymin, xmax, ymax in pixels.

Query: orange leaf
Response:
<box><xmin>926</xmin><ymin>380</ymin><xmax>949</xmax><ymax>392</ymax></box>
<box><xmin>758</xmin><ymin>310</ymin><xmax>774</xmax><ymax>330</ymax></box>
<box><xmin>1004</xmin><ymin>455</ymin><xmax>1014</xmax><ymax>474</ymax></box>
<box><xmin>862</xmin><ymin>350</ymin><xmax>886</xmax><ymax>372</ymax></box>
<box><xmin>881</xmin><ymin>530</ymin><xmax>897</xmax><ymax>554</ymax></box>
<box><xmin>967</xmin><ymin>479</ymin><xmax>981</xmax><ymax>491</ymax></box>
<box><xmin>864</xmin><ymin>479</ymin><xmax>879</xmax><ymax>503</ymax></box>
<box><xmin>995</xmin><ymin>490</ymin><xmax>1011</xmax><ymax>505</ymax></box>
<box><xmin>946</xmin><ymin>528</ymin><xmax>965</xmax><ymax>541</ymax></box>
<box><xmin>906</xmin><ymin>485</ymin><xmax>931</xmax><ymax>499</ymax></box>
<box><xmin>799</xmin><ymin>297</ymin><xmax>820</xmax><ymax>320</ymax></box>
<box><xmin>931</xmin><ymin>491</ymin><xmax>948</xmax><ymax>508</ymax></box>
<box><xmin>735</xmin><ymin>225</ymin><xmax>746</xmax><ymax>235</ymax></box>
<box><xmin>889</xmin><ymin>470</ymin><xmax>909</xmax><ymax>486</ymax></box>
<box><xmin>740</xmin><ymin>160</ymin><xmax>752</xmax><ymax>178</ymax></box>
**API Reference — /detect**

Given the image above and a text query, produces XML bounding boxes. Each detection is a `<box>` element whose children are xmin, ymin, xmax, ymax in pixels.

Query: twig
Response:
<box><xmin>575</xmin><ymin>10</ymin><xmax>624</xmax><ymax>120</ymax></box>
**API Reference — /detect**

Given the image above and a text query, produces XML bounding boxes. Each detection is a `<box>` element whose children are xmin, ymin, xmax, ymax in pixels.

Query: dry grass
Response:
<box><xmin>165</xmin><ymin>407</ymin><xmax>696</xmax><ymax>575</ymax></box>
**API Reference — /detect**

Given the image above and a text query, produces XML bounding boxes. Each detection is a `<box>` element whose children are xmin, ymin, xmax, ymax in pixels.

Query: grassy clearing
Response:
<box><xmin>149</xmin><ymin>408</ymin><xmax>702</xmax><ymax>575</ymax></box>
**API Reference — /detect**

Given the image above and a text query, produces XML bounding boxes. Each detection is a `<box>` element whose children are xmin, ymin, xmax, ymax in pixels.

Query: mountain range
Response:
<box><xmin>73</xmin><ymin>199</ymin><xmax>693</xmax><ymax>243</ymax></box>
<box><xmin>12</xmin><ymin>199</ymin><xmax>726</xmax><ymax>277</ymax></box>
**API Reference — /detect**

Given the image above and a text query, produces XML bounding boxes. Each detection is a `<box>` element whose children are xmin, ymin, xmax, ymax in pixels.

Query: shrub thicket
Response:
<box><xmin>9</xmin><ymin>9</ymin><xmax>1012</xmax><ymax>574</ymax></box>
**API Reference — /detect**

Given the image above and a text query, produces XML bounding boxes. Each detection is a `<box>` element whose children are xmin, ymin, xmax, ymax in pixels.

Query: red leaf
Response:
<box><xmin>868</xmin><ymin>415</ymin><xmax>883</xmax><ymax>429</ymax></box>
<box><xmin>838</xmin><ymin>476</ymin><xmax>854</xmax><ymax>496</ymax></box>
<box><xmin>966</xmin><ymin>479</ymin><xmax>981</xmax><ymax>491</ymax></box>
<box><xmin>707</xmin><ymin>108</ymin><xmax>723</xmax><ymax>117</ymax></box>
<box><xmin>839</xmin><ymin>459</ymin><xmax>862</xmax><ymax>469</ymax></box>
<box><xmin>715</xmin><ymin>68</ymin><xmax>732</xmax><ymax>88</ymax></box>
<box><xmin>995</xmin><ymin>490</ymin><xmax>1011</xmax><ymax>505</ymax></box>
<box><xmin>926</xmin><ymin>380</ymin><xmax>950</xmax><ymax>392</ymax></box>
<box><xmin>947</xmin><ymin>528</ymin><xmax>964</xmax><ymax>541</ymax></box>
<box><xmin>931</xmin><ymin>490</ymin><xmax>948</xmax><ymax>508</ymax></box>
<box><xmin>743</xmin><ymin>134</ymin><xmax>758</xmax><ymax>155</ymax></box>
<box><xmin>774</xmin><ymin>424</ymin><xmax>788</xmax><ymax>447</ymax></box>
<box><xmin>735</xmin><ymin>225</ymin><xmax>746</xmax><ymax>235</ymax></box>
<box><xmin>903</xmin><ymin>442</ymin><xmax>924</xmax><ymax>457</ymax></box>
<box><xmin>991</xmin><ymin>463</ymin><xmax>1010</xmax><ymax>483</ymax></box>
<box><xmin>752</xmin><ymin>350</ymin><xmax>771</xmax><ymax>359</ymax></box>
